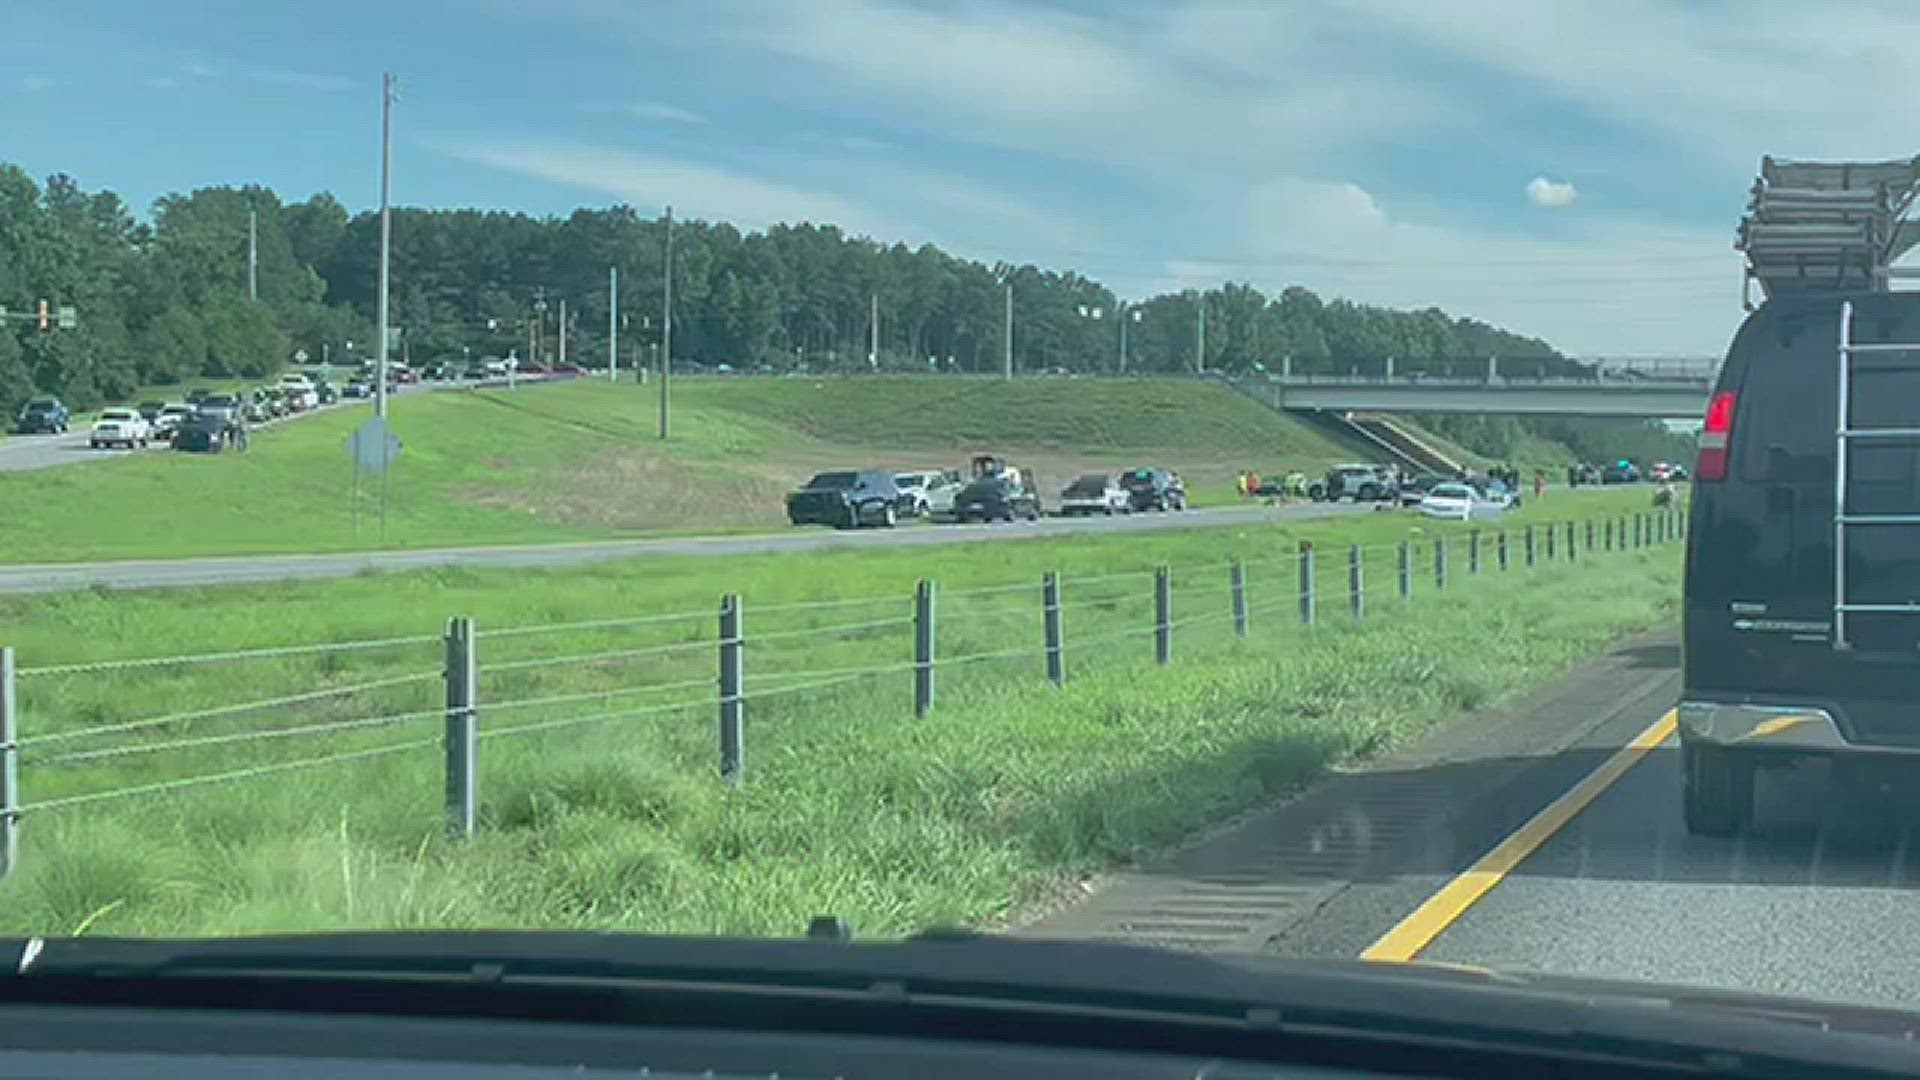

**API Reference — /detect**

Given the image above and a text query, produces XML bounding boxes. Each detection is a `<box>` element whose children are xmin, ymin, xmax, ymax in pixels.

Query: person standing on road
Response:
<box><xmin>1533</xmin><ymin>471</ymin><xmax>1546</xmax><ymax>501</ymax></box>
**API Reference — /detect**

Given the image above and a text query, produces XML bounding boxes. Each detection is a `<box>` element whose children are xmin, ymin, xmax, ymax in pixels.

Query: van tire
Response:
<box><xmin>1682</xmin><ymin>742</ymin><xmax>1753</xmax><ymax>837</ymax></box>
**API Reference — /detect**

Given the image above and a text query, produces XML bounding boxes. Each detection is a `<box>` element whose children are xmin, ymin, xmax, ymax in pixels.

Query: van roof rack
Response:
<box><xmin>1737</xmin><ymin>155</ymin><xmax>1920</xmax><ymax>309</ymax></box>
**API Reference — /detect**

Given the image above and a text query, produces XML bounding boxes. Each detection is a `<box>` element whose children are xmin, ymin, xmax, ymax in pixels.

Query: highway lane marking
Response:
<box><xmin>1360</xmin><ymin>707</ymin><xmax>1678</xmax><ymax>963</ymax></box>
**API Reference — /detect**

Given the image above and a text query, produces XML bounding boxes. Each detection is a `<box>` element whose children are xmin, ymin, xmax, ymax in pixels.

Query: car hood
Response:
<box><xmin>11</xmin><ymin>932</ymin><xmax>1920</xmax><ymax>1052</ymax></box>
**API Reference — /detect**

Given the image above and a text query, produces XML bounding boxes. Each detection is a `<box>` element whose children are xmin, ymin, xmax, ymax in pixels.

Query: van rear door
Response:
<box><xmin>1685</xmin><ymin>294</ymin><xmax>1920</xmax><ymax>747</ymax></box>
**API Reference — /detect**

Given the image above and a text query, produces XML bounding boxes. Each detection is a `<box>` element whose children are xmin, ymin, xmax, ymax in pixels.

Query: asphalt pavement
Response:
<box><xmin>1034</xmin><ymin>629</ymin><xmax>1920</xmax><ymax>1014</ymax></box>
<box><xmin>0</xmin><ymin>501</ymin><xmax>1367</xmax><ymax>594</ymax></box>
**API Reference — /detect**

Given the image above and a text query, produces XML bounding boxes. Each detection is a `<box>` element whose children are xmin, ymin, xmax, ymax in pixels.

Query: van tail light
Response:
<box><xmin>1696</xmin><ymin>390</ymin><xmax>1737</xmax><ymax>482</ymax></box>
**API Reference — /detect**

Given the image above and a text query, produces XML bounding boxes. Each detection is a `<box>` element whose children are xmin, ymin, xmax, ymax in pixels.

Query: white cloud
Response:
<box><xmin>246</xmin><ymin>69</ymin><xmax>354</xmax><ymax>92</ymax></box>
<box><xmin>544</xmin><ymin>0</ymin><xmax>1876</xmax><ymax>353</ymax></box>
<box><xmin>623</xmin><ymin>101</ymin><xmax>707</xmax><ymax>124</ymax></box>
<box><xmin>1526</xmin><ymin>177</ymin><xmax>1578</xmax><ymax>208</ymax></box>
<box><xmin>16</xmin><ymin>74</ymin><xmax>52</xmax><ymax>92</ymax></box>
<box><xmin>1328</xmin><ymin>0</ymin><xmax>1920</xmax><ymax>169</ymax></box>
<box><xmin>441</xmin><ymin>141</ymin><xmax>910</xmax><ymax>236</ymax></box>
<box><xmin>1222</xmin><ymin>178</ymin><xmax>1737</xmax><ymax>356</ymax></box>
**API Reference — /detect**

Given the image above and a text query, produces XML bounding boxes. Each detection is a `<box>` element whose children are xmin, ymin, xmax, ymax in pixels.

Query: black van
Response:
<box><xmin>1681</xmin><ymin>292</ymin><xmax>1920</xmax><ymax>835</ymax></box>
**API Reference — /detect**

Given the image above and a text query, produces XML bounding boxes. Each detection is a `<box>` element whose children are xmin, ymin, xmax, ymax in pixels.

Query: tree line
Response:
<box><xmin>0</xmin><ymin>164</ymin><xmax>1686</xmax><ymax>463</ymax></box>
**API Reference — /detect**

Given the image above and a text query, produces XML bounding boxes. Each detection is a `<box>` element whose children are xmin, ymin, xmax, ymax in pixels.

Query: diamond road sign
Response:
<box><xmin>346</xmin><ymin>416</ymin><xmax>403</xmax><ymax>476</ymax></box>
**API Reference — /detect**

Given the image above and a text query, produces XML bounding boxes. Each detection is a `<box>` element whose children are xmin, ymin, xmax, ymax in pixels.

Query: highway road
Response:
<box><xmin>0</xmin><ymin>500</ymin><xmax>1369</xmax><ymax>594</ymax></box>
<box><xmin>1033</xmin><ymin>631</ymin><xmax>1920</xmax><ymax>1015</ymax></box>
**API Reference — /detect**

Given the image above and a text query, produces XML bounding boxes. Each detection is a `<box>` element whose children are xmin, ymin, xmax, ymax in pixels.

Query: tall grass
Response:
<box><xmin>0</xmin><ymin>507</ymin><xmax>1682</xmax><ymax>939</ymax></box>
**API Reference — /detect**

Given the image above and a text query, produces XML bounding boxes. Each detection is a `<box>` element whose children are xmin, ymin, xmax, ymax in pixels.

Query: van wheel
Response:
<box><xmin>1682</xmin><ymin>743</ymin><xmax>1753</xmax><ymax>837</ymax></box>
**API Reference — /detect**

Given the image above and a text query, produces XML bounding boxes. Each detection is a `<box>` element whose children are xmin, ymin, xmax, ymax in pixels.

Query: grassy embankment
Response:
<box><xmin>0</xmin><ymin>487</ymin><xmax>1680</xmax><ymax>937</ymax></box>
<box><xmin>0</xmin><ymin>377</ymin><xmax>1367</xmax><ymax>562</ymax></box>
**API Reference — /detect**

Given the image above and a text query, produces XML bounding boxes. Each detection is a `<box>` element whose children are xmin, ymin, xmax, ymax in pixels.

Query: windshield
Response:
<box><xmin>3</xmin><ymin>2</ymin><xmax>1891</xmax><ymax>1039</ymax></box>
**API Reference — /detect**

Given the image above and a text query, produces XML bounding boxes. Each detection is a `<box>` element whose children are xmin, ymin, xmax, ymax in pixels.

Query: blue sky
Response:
<box><xmin>7</xmin><ymin>0</ymin><xmax>1920</xmax><ymax>355</ymax></box>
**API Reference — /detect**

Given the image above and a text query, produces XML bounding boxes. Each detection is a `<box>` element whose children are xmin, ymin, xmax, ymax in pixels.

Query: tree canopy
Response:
<box><xmin>0</xmin><ymin>165</ymin><xmax>1597</xmax><ymax>417</ymax></box>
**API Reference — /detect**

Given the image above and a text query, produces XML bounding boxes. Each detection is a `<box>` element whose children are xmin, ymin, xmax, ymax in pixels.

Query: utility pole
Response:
<box><xmin>247</xmin><ymin>209</ymin><xmax>258</xmax><ymax>301</ymax></box>
<box><xmin>558</xmin><ymin>298</ymin><xmax>568</xmax><ymax>366</ymax></box>
<box><xmin>1195</xmin><ymin>295</ymin><xmax>1206</xmax><ymax>376</ymax></box>
<box><xmin>375</xmin><ymin>71</ymin><xmax>395</xmax><ymax>421</ymax></box>
<box><xmin>869</xmin><ymin>292</ymin><xmax>879</xmax><ymax>369</ymax></box>
<box><xmin>608</xmin><ymin>265</ymin><xmax>619</xmax><ymax>382</ymax></box>
<box><xmin>660</xmin><ymin>205</ymin><xmax>673</xmax><ymax>440</ymax></box>
<box><xmin>1003</xmin><ymin>280</ymin><xmax>1013</xmax><ymax>380</ymax></box>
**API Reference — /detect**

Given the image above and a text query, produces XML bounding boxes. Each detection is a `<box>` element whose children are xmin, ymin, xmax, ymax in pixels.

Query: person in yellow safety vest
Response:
<box><xmin>1235</xmin><ymin>471</ymin><xmax>1249</xmax><ymax>498</ymax></box>
<box><xmin>1285</xmin><ymin>471</ymin><xmax>1308</xmax><ymax>500</ymax></box>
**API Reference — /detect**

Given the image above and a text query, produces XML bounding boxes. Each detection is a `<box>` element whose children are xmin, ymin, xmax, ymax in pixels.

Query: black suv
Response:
<box><xmin>14</xmin><ymin>397</ymin><xmax>69</xmax><ymax>434</ymax></box>
<box><xmin>786</xmin><ymin>470</ymin><xmax>902</xmax><ymax>528</ymax></box>
<box><xmin>1120</xmin><ymin>467</ymin><xmax>1187</xmax><ymax>511</ymax></box>
<box><xmin>1681</xmin><ymin>292</ymin><xmax>1920</xmax><ymax>835</ymax></box>
<box><xmin>951</xmin><ymin>474</ymin><xmax>1042</xmax><ymax>523</ymax></box>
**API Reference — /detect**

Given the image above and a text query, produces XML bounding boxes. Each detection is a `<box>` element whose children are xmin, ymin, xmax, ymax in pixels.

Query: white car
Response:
<box><xmin>892</xmin><ymin>470</ymin><xmax>950</xmax><ymax>516</ymax></box>
<box><xmin>277</xmin><ymin>373</ymin><xmax>319</xmax><ymax>411</ymax></box>
<box><xmin>153</xmin><ymin>403</ymin><xmax>197</xmax><ymax>439</ymax></box>
<box><xmin>1420</xmin><ymin>481</ymin><xmax>1500</xmax><ymax>522</ymax></box>
<box><xmin>925</xmin><ymin>472</ymin><xmax>969</xmax><ymax>520</ymax></box>
<box><xmin>89</xmin><ymin>408</ymin><xmax>151</xmax><ymax>449</ymax></box>
<box><xmin>1058</xmin><ymin>473</ymin><xmax>1130</xmax><ymax>515</ymax></box>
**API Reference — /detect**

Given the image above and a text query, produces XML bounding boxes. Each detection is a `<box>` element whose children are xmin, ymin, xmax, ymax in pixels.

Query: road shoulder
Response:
<box><xmin>1018</xmin><ymin>628</ymin><xmax>1680</xmax><ymax>954</ymax></box>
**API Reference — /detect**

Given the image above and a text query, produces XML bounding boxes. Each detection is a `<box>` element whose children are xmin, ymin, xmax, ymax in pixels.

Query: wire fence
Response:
<box><xmin>0</xmin><ymin>504</ymin><xmax>1690</xmax><ymax>880</ymax></box>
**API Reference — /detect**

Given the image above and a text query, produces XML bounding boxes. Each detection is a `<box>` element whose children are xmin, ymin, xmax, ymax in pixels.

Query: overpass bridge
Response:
<box><xmin>1225</xmin><ymin>358</ymin><xmax>1717</xmax><ymax>418</ymax></box>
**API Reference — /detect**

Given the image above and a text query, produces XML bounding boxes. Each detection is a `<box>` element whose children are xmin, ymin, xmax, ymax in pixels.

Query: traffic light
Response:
<box><xmin>36</xmin><ymin>300</ymin><xmax>48</xmax><ymax>332</ymax></box>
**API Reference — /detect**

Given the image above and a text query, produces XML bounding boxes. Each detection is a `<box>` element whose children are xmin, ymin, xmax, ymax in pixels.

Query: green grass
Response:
<box><xmin>0</xmin><ymin>377</ymin><xmax>1365</xmax><ymax>563</ymax></box>
<box><xmin>0</xmin><ymin>492</ymin><xmax>1682</xmax><ymax>938</ymax></box>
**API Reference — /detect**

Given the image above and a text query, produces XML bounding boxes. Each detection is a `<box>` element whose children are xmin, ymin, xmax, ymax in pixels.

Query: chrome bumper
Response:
<box><xmin>1679</xmin><ymin>700</ymin><xmax>1920</xmax><ymax>755</ymax></box>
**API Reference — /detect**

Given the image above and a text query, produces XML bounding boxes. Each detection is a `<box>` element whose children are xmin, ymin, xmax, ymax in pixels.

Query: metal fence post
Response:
<box><xmin>1497</xmin><ymin>530</ymin><xmax>1510</xmax><ymax>572</ymax></box>
<box><xmin>1545</xmin><ymin>518</ymin><xmax>1557</xmax><ymax>560</ymax></box>
<box><xmin>1434</xmin><ymin>538</ymin><xmax>1449</xmax><ymax>589</ymax></box>
<box><xmin>1</xmin><ymin>647</ymin><xmax>16</xmax><ymax>880</ymax></box>
<box><xmin>1586</xmin><ymin>519</ymin><xmax>1596</xmax><ymax>552</ymax></box>
<box><xmin>1043</xmin><ymin>571</ymin><xmax>1065</xmax><ymax>687</ymax></box>
<box><xmin>1566</xmin><ymin>521</ymin><xmax>1579</xmax><ymax>562</ymax></box>
<box><xmin>1605</xmin><ymin>518</ymin><xmax>1615</xmax><ymax>551</ymax></box>
<box><xmin>1154</xmin><ymin>566</ymin><xmax>1173</xmax><ymax>665</ymax></box>
<box><xmin>1468</xmin><ymin>530</ymin><xmax>1482</xmax><ymax>575</ymax></box>
<box><xmin>1299</xmin><ymin>544</ymin><xmax>1317</xmax><ymax>625</ymax></box>
<box><xmin>1229</xmin><ymin>560</ymin><xmax>1248</xmax><ymax>638</ymax></box>
<box><xmin>1348</xmin><ymin>545</ymin><xmax>1365</xmax><ymax>621</ymax></box>
<box><xmin>1398</xmin><ymin>541</ymin><xmax>1413</xmax><ymax>600</ymax></box>
<box><xmin>719</xmin><ymin>594</ymin><xmax>744</xmax><ymax>786</ymax></box>
<box><xmin>914</xmin><ymin>579</ymin><xmax>935</xmax><ymax>718</ymax></box>
<box><xmin>443</xmin><ymin>617</ymin><xmax>477</xmax><ymax>840</ymax></box>
<box><xmin>1524</xmin><ymin>524</ymin><xmax>1537</xmax><ymax>567</ymax></box>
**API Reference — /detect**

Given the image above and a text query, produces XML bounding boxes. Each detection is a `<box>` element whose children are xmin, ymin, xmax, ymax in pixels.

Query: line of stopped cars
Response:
<box><xmin>785</xmin><ymin>455</ymin><xmax>1188</xmax><ymax>529</ymax></box>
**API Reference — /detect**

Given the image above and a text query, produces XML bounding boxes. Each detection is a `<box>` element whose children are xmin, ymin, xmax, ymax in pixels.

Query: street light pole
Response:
<box><xmin>660</xmin><ymin>205</ymin><xmax>673</xmax><ymax>440</ymax></box>
<box><xmin>1195</xmin><ymin>295</ymin><xmax>1206</xmax><ymax>376</ymax></box>
<box><xmin>608</xmin><ymin>265</ymin><xmax>619</xmax><ymax>382</ymax></box>
<box><xmin>247</xmin><ymin>209</ymin><xmax>258</xmax><ymax>301</ymax></box>
<box><xmin>374</xmin><ymin>73</ymin><xmax>396</xmax><ymax>420</ymax></box>
<box><xmin>558</xmin><ymin>298</ymin><xmax>568</xmax><ymax>366</ymax></box>
<box><xmin>1003</xmin><ymin>280</ymin><xmax>1013</xmax><ymax>380</ymax></box>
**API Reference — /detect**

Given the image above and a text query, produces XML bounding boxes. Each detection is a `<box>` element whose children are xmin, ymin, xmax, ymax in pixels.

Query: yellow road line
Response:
<box><xmin>1360</xmin><ymin>708</ymin><xmax>1678</xmax><ymax>962</ymax></box>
